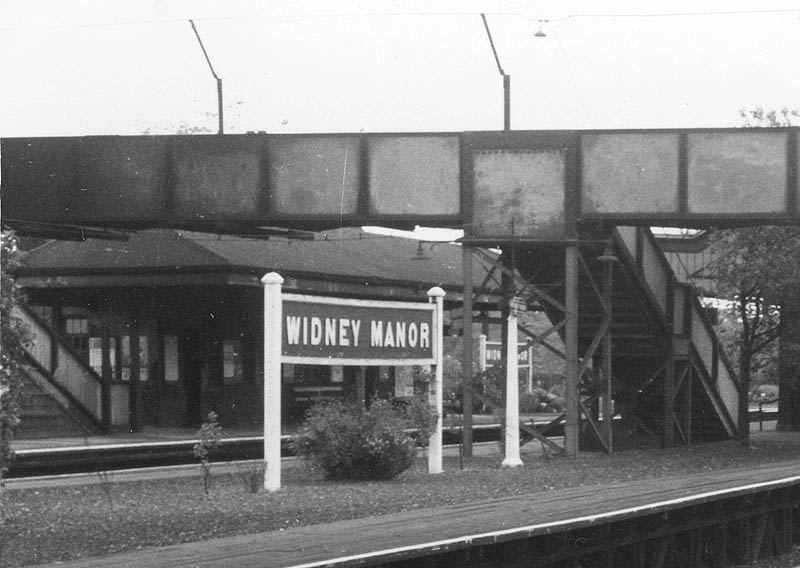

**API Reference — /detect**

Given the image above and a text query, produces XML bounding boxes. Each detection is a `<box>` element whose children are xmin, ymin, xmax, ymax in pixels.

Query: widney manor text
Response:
<box><xmin>285</xmin><ymin>317</ymin><xmax>431</xmax><ymax>349</ymax></box>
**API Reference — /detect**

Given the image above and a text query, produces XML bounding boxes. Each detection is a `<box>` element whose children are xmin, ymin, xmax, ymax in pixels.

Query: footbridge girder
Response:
<box><xmin>2</xmin><ymin>128</ymin><xmax>798</xmax><ymax>238</ymax></box>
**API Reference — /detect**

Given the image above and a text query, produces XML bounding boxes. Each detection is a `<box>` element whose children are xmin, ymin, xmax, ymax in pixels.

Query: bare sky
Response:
<box><xmin>2</xmin><ymin>0</ymin><xmax>799</xmax><ymax>137</ymax></box>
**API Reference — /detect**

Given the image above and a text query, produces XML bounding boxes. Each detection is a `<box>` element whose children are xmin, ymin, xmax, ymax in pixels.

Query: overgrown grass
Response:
<box><xmin>2</xmin><ymin>433</ymin><xmax>800</xmax><ymax>567</ymax></box>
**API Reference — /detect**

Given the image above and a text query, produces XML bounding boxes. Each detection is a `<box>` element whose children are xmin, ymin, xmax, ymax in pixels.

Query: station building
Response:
<box><xmin>13</xmin><ymin>227</ymin><xmax>502</xmax><ymax>435</ymax></box>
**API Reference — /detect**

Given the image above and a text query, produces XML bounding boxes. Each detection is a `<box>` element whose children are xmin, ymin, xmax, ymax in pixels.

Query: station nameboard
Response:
<box><xmin>484</xmin><ymin>342</ymin><xmax>530</xmax><ymax>366</ymax></box>
<box><xmin>281</xmin><ymin>294</ymin><xmax>437</xmax><ymax>366</ymax></box>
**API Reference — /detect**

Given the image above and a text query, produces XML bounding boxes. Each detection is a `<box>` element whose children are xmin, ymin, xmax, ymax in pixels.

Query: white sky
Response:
<box><xmin>2</xmin><ymin>0</ymin><xmax>799</xmax><ymax>138</ymax></box>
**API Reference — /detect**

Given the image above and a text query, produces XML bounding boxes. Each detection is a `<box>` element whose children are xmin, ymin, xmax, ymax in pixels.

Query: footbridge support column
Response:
<box><xmin>564</xmin><ymin>244</ymin><xmax>580</xmax><ymax>457</ymax></box>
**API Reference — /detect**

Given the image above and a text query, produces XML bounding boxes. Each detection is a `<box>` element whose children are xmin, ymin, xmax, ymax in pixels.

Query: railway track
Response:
<box><xmin>9</xmin><ymin>423</ymin><xmax>551</xmax><ymax>478</ymax></box>
<box><xmin>10</xmin><ymin>408</ymin><xmax>775</xmax><ymax>478</ymax></box>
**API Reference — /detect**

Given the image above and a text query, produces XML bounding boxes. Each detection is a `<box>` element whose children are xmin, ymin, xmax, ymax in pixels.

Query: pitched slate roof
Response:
<box><xmin>17</xmin><ymin>227</ymin><xmax>498</xmax><ymax>293</ymax></box>
<box><xmin>18</xmin><ymin>229</ymin><xmax>226</xmax><ymax>272</ymax></box>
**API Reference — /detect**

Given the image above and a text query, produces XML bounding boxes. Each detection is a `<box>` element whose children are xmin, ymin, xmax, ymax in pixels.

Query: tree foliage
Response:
<box><xmin>707</xmin><ymin>226</ymin><xmax>800</xmax><ymax>304</ymax></box>
<box><xmin>713</xmin><ymin>311</ymin><xmax>778</xmax><ymax>394</ymax></box>
<box><xmin>739</xmin><ymin>106</ymin><xmax>799</xmax><ymax>128</ymax></box>
<box><xmin>1</xmin><ymin>232</ymin><xmax>32</xmax><ymax>497</ymax></box>
<box><xmin>705</xmin><ymin>226</ymin><xmax>800</xmax><ymax>397</ymax></box>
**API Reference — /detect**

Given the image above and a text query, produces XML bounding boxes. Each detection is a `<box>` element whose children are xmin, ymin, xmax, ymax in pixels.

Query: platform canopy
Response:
<box><xmin>2</xmin><ymin>127</ymin><xmax>798</xmax><ymax>240</ymax></box>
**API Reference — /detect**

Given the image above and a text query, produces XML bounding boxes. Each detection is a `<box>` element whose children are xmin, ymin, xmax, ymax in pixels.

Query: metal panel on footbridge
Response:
<box><xmin>2</xmin><ymin>127</ymin><xmax>798</xmax><ymax>237</ymax></box>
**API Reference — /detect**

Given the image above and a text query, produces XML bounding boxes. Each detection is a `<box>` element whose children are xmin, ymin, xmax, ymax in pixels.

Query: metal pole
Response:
<box><xmin>564</xmin><ymin>245</ymin><xmax>580</xmax><ymax>456</ymax></box>
<box><xmin>664</xmin><ymin>351</ymin><xmax>675</xmax><ymax>448</ymax></box>
<box><xmin>479</xmin><ymin>334</ymin><xmax>487</xmax><ymax>372</ymax></box>
<box><xmin>461</xmin><ymin>246</ymin><xmax>474</xmax><ymax>457</ymax></box>
<box><xmin>527</xmin><ymin>344</ymin><xmax>534</xmax><ymax>394</ymax></box>
<box><xmin>189</xmin><ymin>20</ymin><xmax>224</xmax><ymax>135</ymax></box>
<box><xmin>216</xmin><ymin>78</ymin><xmax>224</xmax><ymax>135</ymax></box>
<box><xmin>479</xmin><ymin>334</ymin><xmax>487</xmax><ymax>415</ymax></box>
<box><xmin>503</xmin><ymin>74</ymin><xmax>511</xmax><ymax>131</ymax></box>
<box><xmin>602</xmin><ymin>258</ymin><xmax>614</xmax><ymax>453</ymax></box>
<box><xmin>428</xmin><ymin>287</ymin><xmax>446</xmax><ymax>474</ymax></box>
<box><xmin>262</xmin><ymin>272</ymin><xmax>283</xmax><ymax>492</ymax></box>
<box><xmin>481</xmin><ymin>13</ymin><xmax>510</xmax><ymax>131</ymax></box>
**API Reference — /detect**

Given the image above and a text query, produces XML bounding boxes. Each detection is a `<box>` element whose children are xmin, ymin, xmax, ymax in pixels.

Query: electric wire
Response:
<box><xmin>540</xmin><ymin>21</ymin><xmax>595</xmax><ymax>130</ymax></box>
<box><xmin>2</xmin><ymin>8</ymin><xmax>798</xmax><ymax>32</ymax></box>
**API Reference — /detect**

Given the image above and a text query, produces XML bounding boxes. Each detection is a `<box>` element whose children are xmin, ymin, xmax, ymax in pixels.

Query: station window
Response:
<box><xmin>223</xmin><ymin>339</ymin><xmax>243</xmax><ymax>384</ymax></box>
<box><xmin>139</xmin><ymin>337</ymin><xmax>149</xmax><ymax>381</ymax></box>
<box><xmin>120</xmin><ymin>335</ymin><xmax>150</xmax><ymax>381</ymax></box>
<box><xmin>65</xmin><ymin>317</ymin><xmax>88</xmax><ymax>335</ymax></box>
<box><xmin>164</xmin><ymin>335</ymin><xmax>179</xmax><ymax>383</ymax></box>
<box><xmin>63</xmin><ymin>315</ymin><xmax>89</xmax><ymax>353</ymax></box>
<box><xmin>88</xmin><ymin>336</ymin><xmax>117</xmax><ymax>378</ymax></box>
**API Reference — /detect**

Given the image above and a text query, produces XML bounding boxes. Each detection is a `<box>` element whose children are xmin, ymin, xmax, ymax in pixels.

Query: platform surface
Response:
<box><xmin>26</xmin><ymin>456</ymin><xmax>800</xmax><ymax>568</ymax></box>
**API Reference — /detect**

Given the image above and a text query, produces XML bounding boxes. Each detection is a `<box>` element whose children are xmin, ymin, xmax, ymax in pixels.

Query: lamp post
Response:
<box><xmin>481</xmin><ymin>14</ymin><xmax>510</xmax><ymax>131</ymax></box>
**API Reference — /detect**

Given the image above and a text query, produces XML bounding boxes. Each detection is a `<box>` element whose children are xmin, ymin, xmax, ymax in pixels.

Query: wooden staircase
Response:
<box><xmin>16</xmin><ymin>365</ymin><xmax>92</xmax><ymax>438</ymax></box>
<box><xmin>12</xmin><ymin>304</ymin><xmax>124</xmax><ymax>438</ymax></box>
<box><xmin>512</xmin><ymin>226</ymin><xmax>738</xmax><ymax>449</ymax></box>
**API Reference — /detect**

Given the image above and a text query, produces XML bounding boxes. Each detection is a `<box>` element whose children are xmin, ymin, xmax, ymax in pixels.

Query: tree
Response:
<box><xmin>1</xmin><ymin>231</ymin><xmax>32</xmax><ymax>501</ymax></box>
<box><xmin>706</xmin><ymin>227</ymin><xmax>800</xmax><ymax>442</ymax></box>
<box><xmin>739</xmin><ymin>106</ymin><xmax>799</xmax><ymax>128</ymax></box>
<box><xmin>706</xmin><ymin>106</ymin><xmax>800</xmax><ymax>443</ymax></box>
<box><xmin>713</xmin><ymin>306</ymin><xmax>778</xmax><ymax>393</ymax></box>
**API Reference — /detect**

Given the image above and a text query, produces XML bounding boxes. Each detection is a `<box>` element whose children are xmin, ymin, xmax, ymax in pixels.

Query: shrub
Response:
<box><xmin>449</xmin><ymin>369</ymin><xmax>565</xmax><ymax>415</ymax></box>
<box><xmin>293</xmin><ymin>398</ymin><xmax>433</xmax><ymax>481</ymax></box>
<box><xmin>520</xmin><ymin>387</ymin><xmax>565</xmax><ymax>413</ymax></box>
<box><xmin>193</xmin><ymin>411</ymin><xmax>223</xmax><ymax>495</ymax></box>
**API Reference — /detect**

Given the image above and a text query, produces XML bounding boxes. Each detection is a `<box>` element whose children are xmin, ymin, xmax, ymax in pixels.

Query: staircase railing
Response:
<box><xmin>13</xmin><ymin>304</ymin><xmax>121</xmax><ymax>432</ymax></box>
<box><xmin>686</xmin><ymin>289</ymin><xmax>739</xmax><ymax>434</ymax></box>
<box><xmin>614</xmin><ymin>227</ymin><xmax>738</xmax><ymax>434</ymax></box>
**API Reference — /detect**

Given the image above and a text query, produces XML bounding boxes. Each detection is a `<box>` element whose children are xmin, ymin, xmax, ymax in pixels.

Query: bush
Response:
<box><xmin>293</xmin><ymin>398</ymin><xmax>433</xmax><ymax>481</ymax></box>
<box><xmin>750</xmin><ymin>383</ymin><xmax>779</xmax><ymax>403</ymax></box>
<box><xmin>448</xmin><ymin>368</ymin><xmax>565</xmax><ymax>415</ymax></box>
<box><xmin>520</xmin><ymin>387</ymin><xmax>565</xmax><ymax>413</ymax></box>
<box><xmin>193</xmin><ymin>411</ymin><xmax>223</xmax><ymax>495</ymax></box>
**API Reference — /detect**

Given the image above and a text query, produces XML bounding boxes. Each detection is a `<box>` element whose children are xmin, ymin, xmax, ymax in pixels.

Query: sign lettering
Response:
<box><xmin>282</xmin><ymin>294</ymin><xmax>437</xmax><ymax>365</ymax></box>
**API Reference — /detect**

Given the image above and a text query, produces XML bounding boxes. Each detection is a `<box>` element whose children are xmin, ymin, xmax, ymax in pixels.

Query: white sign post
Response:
<box><xmin>427</xmin><ymin>286</ymin><xmax>445</xmax><ymax>475</ymax></box>
<box><xmin>502</xmin><ymin>299</ymin><xmax>524</xmax><ymax>468</ymax></box>
<box><xmin>262</xmin><ymin>272</ymin><xmax>284</xmax><ymax>492</ymax></box>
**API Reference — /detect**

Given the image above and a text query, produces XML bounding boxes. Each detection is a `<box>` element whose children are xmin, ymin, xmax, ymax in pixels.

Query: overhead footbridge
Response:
<box><xmin>3</xmin><ymin>128</ymin><xmax>798</xmax><ymax>453</ymax></box>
